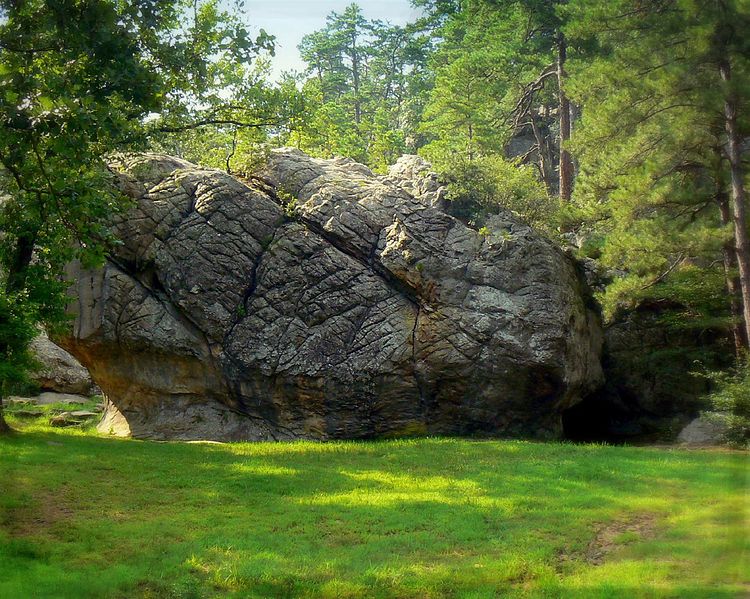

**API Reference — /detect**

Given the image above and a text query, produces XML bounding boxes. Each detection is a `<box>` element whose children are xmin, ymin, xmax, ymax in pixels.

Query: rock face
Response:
<box><xmin>29</xmin><ymin>332</ymin><xmax>95</xmax><ymax>395</ymax></box>
<box><xmin>385</xmin><ymin>155</ymin><xmax>447</xmax><ymax>209</ymax></box>
<box><xmin>59</xmin><ymin>149</ymin><xmax>603</xmax><ymax>441</ymax></box>
<box><xmin>677</xmin><ymin>415</ymin><xmax>728</xmax><ymax>446</ymax></box>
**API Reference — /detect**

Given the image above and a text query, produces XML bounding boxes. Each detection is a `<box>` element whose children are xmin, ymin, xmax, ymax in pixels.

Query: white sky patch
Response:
<box><xmin>239</xmin><ymin>0</ymin><xmax>423</xmax><ymax>79</ymax></box>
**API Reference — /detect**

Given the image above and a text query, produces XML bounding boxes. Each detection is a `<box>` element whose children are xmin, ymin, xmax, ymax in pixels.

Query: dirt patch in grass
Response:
<box><xmin>586</xmin><ymin>514</ymin><xmax>659</xmax><ymax>565</ymax></box>
<box><xmin>6</xmin><ymin>488</ymin><xmax>76</xmax><ymax>539</ymax></box>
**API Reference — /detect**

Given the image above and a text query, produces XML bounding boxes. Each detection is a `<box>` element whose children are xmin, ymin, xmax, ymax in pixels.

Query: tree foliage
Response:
<box><xmin>417</xmin><ymin>0</ymin><xmax>573</xmax><ymax>197</ymax></box>
<box><xmin>291</xmin><ymin>3</ymin><xmax>432</xmax><ymax>170</ymax></box>
<box><xmin>437</xmin><ymin>155</ymin><xmax>558</xmax><ymax>233</ymax></box>
<box><xmin>0</xmin><ymin>0</ymin><xmax>274</xmax><ymax>430</ymax></box>
<box><xmin>566</xmin><ymin>0</ymin><xmax>750</xmax><ymax>337</ymax></box>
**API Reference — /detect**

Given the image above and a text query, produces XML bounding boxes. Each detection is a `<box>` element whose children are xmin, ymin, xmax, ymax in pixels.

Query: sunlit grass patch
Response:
<box><xmin>1</xmin><ymin>422</ymin><xmax>747</xmax><ymax>598</ymax></box>
<box><xmin>4</xmin><ymin>395</ymin><xmax>102</xmax><ymax>435</ymax></box>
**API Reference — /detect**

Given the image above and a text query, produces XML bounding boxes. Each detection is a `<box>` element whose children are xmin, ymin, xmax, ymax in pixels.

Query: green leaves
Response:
<box><xmin>37</xmin><ymin>96</ymin><xmax>54</xmax><ymax>111</ymax></box>
<box><xmin>0</xmin><ymin>0</ymin><xmax>275</xmax><ymax>397</ymax></box>
<box><xmin>416</xmin><ymin>0</ymin><xmax>564</xmax><ymax>193</ymax></box>
<box><xmin>431</xmin><ymin>154</ymin><xmax>558</xmax><ymax>233</ymax></box>
<box><xmin>565</xmin><ymin>0</ymin><xmax>750</xmax><ymax>325</ymax></box>
<box><xmin>0</xmin><ymin>292</ymin><xmax>37</xmax><ymax>396</ymax></box>
<box><xmin>292</xmin><ymin>5</ymin><xmax>429</xmax><ymax>168</ymax></box>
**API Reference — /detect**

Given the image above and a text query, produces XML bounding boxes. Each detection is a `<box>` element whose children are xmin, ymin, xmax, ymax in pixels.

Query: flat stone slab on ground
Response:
<box><xmin>36</xmin><ymin>392</ymin><xmax>90</xmax><ymax>405</ymax></box>
<box><xmin>6</xmin><ymin>397</ymin><xmax>38</xmax><ymax>406</ymax></box>
<box><xmin>49</xmin><ymin>410</ymin><xmax>100</xmax><ymax>427</ymax></box>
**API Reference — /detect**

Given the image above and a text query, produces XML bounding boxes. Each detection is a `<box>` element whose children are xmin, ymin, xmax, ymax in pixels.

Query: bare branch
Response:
<box><xmin>641</xmin><ymin>253</ymin><xmax>685</xmax><ymax>290</ymax></box>
<box><xmin>511</xmin><ymin>66</ymin><xmax>557</xmax><ymax>130</ymax></box>
<box><xmin>154</xmin><ymin>119</ymin><xmax>278</xmax><ymax>133</ymax></box>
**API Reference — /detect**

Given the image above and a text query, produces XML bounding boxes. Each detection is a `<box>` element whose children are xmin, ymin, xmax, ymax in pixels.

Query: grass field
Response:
<box><xmin>1</xmin><ymin>409</ymin><xmax>747</xmax><ymax>598</ymax></box>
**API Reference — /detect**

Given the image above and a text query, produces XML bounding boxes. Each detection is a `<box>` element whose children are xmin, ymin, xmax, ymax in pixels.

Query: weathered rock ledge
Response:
<box><xmin>59</xmin><ymin>149</ymin><xmax>603</xmax><ymax>441</ymax></box>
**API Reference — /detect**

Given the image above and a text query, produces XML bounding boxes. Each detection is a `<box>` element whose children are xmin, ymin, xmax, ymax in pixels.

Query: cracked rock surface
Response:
<box><xmin>59</xmin><ymin>149</ymin><xmax>603</xmax><ymax>441</ymax></box>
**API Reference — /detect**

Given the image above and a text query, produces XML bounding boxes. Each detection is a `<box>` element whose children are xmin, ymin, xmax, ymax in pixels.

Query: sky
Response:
<box><xmin>240</xmin><ymin>1</ymin><xmax>424</xmax><ymax>78</ymax></box>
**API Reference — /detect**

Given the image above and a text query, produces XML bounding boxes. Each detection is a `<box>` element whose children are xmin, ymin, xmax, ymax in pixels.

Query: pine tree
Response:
<box><xmin>417</xmin><ymin>0</ymin><xmax>576</xmax><ymax>199</ymax></box>
<box><xmin>566</xmin><ymin>0</ymin><xmax>750</xmax><ymax>346</ymax></box>
<box><xmin>295</xmin><ymin>3</ymin><xmax>430</xmax><ymax>169</ymax></box>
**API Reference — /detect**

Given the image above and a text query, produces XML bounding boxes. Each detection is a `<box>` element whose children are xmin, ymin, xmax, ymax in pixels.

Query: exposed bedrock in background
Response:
<box><xmin>563</xmin><ymin>302</ymin><xmax>734</xmax><ymax>443</ymax></box>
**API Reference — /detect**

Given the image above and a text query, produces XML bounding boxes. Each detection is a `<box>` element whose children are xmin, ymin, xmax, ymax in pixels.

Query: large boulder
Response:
<box><xmin>58</xmin><ymin>149</ymin><xmax>603</xmax><ymax>441</ymax></box>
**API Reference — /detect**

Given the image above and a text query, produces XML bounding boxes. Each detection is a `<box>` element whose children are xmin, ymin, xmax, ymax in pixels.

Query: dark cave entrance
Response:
<box><xmin>561</xmin><ymin>393</ymin><xmax>618</xmax><ymax>443</ymax></box>
<box><xmin>560</xmin><ymin>389</ymin><xmax>664</xmax><ymax>444</ymax></box>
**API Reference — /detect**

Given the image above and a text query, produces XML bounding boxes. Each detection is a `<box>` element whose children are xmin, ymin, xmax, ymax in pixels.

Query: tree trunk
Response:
<box><xmin>0</xmin><ymin>397</ymin><xmax>10</xmax><ymax>435</ymax></box>
<box><xmin>467</xmin><ymin>122</ymin><xmax>474</xmax><ymax>161</ymax></box>
<box><xmin>718</xmin><ymin>189</ymin><xmax>748</xmax><ymax>354</ymax></box>
<box><xmin>351</xmin><ymin>33</ymin><xmax>361</xmax><ymax>125</ymax></box>
<box><xmin>569</xmin><ymin>101</ymin><xmax>580</xmax><ymax>134</ymax></box>
<box><xmin>556</xmin><ymin>32</ymin><xmax>573</xmax><ymax>203</ymax></box>
<box><xmin>720</xmin><ymin>57</ymin><xmax>750</xmax><ymax>348</ymax></box>
<box><xmin>530</xmin><ymin>115</ymin><xmax>555</xmax><ymax>195</ymax></box>
<box><xmin>5</xmin><ymin>232</ymin><xmax>35</xmax><ymax>295</ymax></box>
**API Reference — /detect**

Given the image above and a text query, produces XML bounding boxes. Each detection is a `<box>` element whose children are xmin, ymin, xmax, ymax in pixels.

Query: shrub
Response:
<box><xmin>421</xmin><ymin>153</ymin><xmax>560</xmax><ymax>235</ymax></box>
<box><xmin>702</xmin><ymin>362</ymin><xmax>750</xmax><ymax>448</ymax></box>
<box><xmin>0</xmin><ymin>292</ymin><xmax>37</xmax><ymax>396</ymax></box>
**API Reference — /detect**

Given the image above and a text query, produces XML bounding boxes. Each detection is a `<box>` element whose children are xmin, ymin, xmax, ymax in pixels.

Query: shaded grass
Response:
<box><xmin>0</xmin><ymin>419</ymin><xmax>747</xmax><ymax>598</ymax></box>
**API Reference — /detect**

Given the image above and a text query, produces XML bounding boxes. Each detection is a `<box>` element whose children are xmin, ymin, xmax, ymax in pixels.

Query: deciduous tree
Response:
<box><xmin>0</xmin><ymin>0</ymin><xmax>273</xmax><ymax>431</ymax></box>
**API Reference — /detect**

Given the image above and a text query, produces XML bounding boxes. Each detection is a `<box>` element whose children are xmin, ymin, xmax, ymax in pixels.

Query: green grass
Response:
<box><xmin>3</xmin><ymin>396</ymin><xmax>102</xmax><ymax>432</ymax></box>
<box><xmin>1</xmin><ymin>415</ymin><xmax>747</xmax><ymax>598</ymax></box>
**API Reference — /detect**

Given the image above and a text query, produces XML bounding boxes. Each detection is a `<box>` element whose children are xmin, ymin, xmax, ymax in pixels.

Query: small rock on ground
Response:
<box><xmin>50</xmin><ymin>411</ymin><xmax>99</xmax><ymax>427</ymax></box>
<box><xmin>677</xmin><ymin>415</ymin><xmax>728</xmax><ymax>446</ymax></box>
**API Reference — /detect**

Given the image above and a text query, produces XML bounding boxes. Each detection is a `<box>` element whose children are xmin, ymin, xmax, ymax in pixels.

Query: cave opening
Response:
<box><xmin>561</xmin><ymin>393</ymin><xmax>618</xmax><ymax>443</ymax></box>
